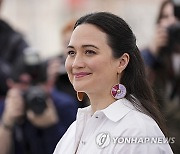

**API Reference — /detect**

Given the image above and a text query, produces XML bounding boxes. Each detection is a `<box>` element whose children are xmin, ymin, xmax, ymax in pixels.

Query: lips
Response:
<box><xmin>73</xmin><ymin>72</ymin><xmax>92</xmax><ymax>78</ymax></box>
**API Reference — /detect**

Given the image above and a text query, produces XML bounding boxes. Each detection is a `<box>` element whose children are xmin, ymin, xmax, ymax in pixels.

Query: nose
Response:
<box><xmin>72</xmin><ymin>54</ymin><xmax>85</xmax><ymax>69</ymax></box>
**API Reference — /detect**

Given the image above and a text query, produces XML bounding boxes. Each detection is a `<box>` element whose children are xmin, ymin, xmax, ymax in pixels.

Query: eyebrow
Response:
<box><xmin>67</xmin><ymin>44</ymin><xmax>99</xmax><ymax>49</ymax></box>
<box><xmin>67</xmin><ymin>45</ymin><xmax>74</xmax><ymax>49</ymax></box>
<box><xmin>82</xmin><ymin>44</ymin><xmax>99</xmax><ymax>49</ymax></box>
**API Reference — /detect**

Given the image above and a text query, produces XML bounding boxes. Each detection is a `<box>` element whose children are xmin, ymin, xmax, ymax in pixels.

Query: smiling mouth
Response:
<box><xmin>74</xmin><ymin>73</ymin><xmax>92</xmax><ymax>79</ymax></box>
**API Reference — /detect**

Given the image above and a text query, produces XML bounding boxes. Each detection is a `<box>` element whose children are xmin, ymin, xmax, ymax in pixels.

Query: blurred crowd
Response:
<box><xmin>0</xmin><ymin>1</ymin><xmax>88</xmax><ymax>153</ymax></box>
<box><xmin>0</xmin><ymin>0</ymin><xmax>179</xmax><ymax>154</ymax></box>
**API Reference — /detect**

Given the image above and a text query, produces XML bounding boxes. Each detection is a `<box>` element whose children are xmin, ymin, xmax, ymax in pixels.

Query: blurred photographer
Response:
<box><xmin>141</xmin><ymin>1</ymin><xmax>180</xmax><ymax>153</ymax></box>
<box><xmin>0</xmin><ymin>49</ymin><xmax>78</xmax><ymax>154</ymax></box>
<box><xmin>141</xmin><ymin>0</ymin><xmax>179</xmax><ymax>108</ymax></box>
<box><xmin>0</xmin><ymin>0</ymin><xmax>29</xmax><ymax>153</ymax></box>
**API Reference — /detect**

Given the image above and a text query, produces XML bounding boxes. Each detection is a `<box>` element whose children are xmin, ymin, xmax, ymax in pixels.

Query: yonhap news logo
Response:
<box><xmin>96</xmin><ymin>132</ymin><xmax>111</xmax><ymax>148</ymax></box>
<box><xmin>95</xmin><ymin>132</ymin><xmax>175</xmax><ymax>149</ymax></box>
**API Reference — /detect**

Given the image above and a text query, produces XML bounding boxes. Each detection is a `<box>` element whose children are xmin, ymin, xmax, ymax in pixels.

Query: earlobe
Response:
<box><xmin>117</xmin><ymin>53</ymin><xmax>129</xmax><ymax>73</ymax></box>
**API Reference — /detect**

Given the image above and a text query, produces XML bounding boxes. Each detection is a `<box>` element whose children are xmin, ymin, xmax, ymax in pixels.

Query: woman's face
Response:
<box><xmin>65</xmin><ymin>24</ymin><xmax>120</xmax><ymax>94</ymax></box>
<box><xmin>160</xmin><ymin>2</ymin><xmax>176</xmax><ymax>28</ymax></box>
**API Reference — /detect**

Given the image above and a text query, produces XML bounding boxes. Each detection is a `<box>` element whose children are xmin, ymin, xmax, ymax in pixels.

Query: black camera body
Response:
<box><xmin>13</xmin><ymin>48</ymin><xmax>48</xmax><ymax>115</ymax></box>
<box><xmin>23</xmin><ymin>50</ymin><xmax>48</xmax><ymax>115</ymax></box>
<box><xmin>173</xmin><ymin>0</ymin><xmax>180</xmax><ymax>20</ymax></box>
<box><xmin>167</xmin><ymin>22</ymin><xmax>180</xmax><ymax>54</ymax></box>
<box><xmin>165</xmin><ymin>0</ymin><xmax>180</xmax><ymax>53</ymax></box>
<box><xmin>23</xmin><ymin>86</ymin><xmax>47</xmax><ymax>115</ymax></box>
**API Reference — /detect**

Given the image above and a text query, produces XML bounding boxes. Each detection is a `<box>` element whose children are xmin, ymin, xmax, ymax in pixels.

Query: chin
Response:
<box><xmin>73</xmin><ymin>86</ymin><xmax>85</xmax><ymax>92</ymax></box>
<box><xmin>73</xmin><ymin>83</ymin><xmax>88</xmax><ymax>92</ymax></box>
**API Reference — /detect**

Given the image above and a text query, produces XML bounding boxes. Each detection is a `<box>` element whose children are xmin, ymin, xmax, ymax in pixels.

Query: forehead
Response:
<box><xmin>69</xmin><ymin>24</ymin><xmax>108</xmax><ymax>46</ymax></box>
<box><xmin>162</xmin><ymin>3</ymin><xmax>173</xmax><ymax>15</ymax></box>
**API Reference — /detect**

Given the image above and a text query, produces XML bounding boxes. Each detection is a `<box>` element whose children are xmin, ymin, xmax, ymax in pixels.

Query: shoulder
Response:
<box><xmin>101</xmin><ymin>98</ymin><xmax>164</xmax><ymax>136</ymax></box>
<box><xmin>111</xmin><ymin>105</ymin><xmax>173</xmax><ymax>153</ymax></box>
<box><xmin>113</xmin><ymin>110</ymin><xmax>173</xmax><ymax>154</ymax></box>
<box><xmin>118</xmin><ymin>108</ymin><xmax>164</xmax><ymax>137</ymax></box>
<box><xmin>0</xmin><ymin>19</ymin><xmax>14</xmax><ymax>32</ymax></box>
<box><xmin>60</xmin><ymin>120</ymin><xmax>77</xmax><ymax>139</ymax></box>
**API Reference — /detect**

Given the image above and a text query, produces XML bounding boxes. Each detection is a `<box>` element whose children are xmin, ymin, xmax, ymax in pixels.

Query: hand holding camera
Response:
<box><xmin>27</xmin><ymin>98</ymin><xmax>59</xmax><ymax>128</ymax></box>
<box><xmin>2</xmin><ymin>88</ymin><xmax>25</xmax><ymax>129</ymax></box>
<box><xmin>3</xmin><ymin>86</ymin><xmax>59</xmax><ymax>128</ymax></box>
<box><xmin>149</xmin><ymin>24</ymin><xmax>169</xmax><ymax>56</ymax></box>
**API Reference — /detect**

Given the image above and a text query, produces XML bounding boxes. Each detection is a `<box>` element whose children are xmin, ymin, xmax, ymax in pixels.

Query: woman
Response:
<box><xmin>141</xmin><ymin>0</ymin><xmax>179</xmax><ymax>108</ymax></box>
<box><xmin>54</xmin><ymin>12</ymin><xmax>173</xmax><ymax>154</ymax></box>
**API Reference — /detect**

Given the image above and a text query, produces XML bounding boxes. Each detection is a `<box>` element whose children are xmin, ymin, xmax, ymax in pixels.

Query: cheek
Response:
<box><xmin>65</xmin><ymin>58</ymin><xmax>73</xmax><ymax>81</ymax></box>
<box><xmin>89</xmin><ymin>58</ymin><xmax>110</xmax><ymax>74</ymax></box>
<box><xmin>91</xmin><ymin>58</ymin><xmax>118</xmax><ymax>83</ymax></box>
<box><xmin>65</xmin><ymin>58</ymin><xmax>69</xmax><ymax>72</ymax></box>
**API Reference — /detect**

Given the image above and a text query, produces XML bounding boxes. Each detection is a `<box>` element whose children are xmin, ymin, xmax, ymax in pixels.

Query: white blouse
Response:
<box><xmin>53</xmin><ymin>98</ymin><xmax>173</xmax><ymax>154</ymax></box>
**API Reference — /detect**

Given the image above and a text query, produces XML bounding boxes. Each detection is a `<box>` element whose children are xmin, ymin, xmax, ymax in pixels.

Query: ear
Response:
<box><xmin>117</xmin><ymin>53</ymin><xmax>130</xmax><ymax>74</ymax></box>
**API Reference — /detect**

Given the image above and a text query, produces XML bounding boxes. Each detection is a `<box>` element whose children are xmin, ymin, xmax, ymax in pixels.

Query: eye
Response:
<box><xmin>85</xmin><ymin>50</ymin><xmax>96</xmax><ymax>55</ymax></box>
<box><xmin>67</xmin><ymin>50</ymin><xmax>76</xmax><ymax>57</ymax></box>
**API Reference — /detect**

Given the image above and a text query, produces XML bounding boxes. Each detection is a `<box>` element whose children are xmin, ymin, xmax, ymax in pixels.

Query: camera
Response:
<box><xmin>173</xmin><ymin>0</ymin><xmax>180</xmax><ymax>20</ymax></box>
<box><xmin>160</xmin><ymin>0</ymin><xmax>180</xmax><ymax>55</ymax></box>
<box><xmin>166</xmin><ymin>22</ymin><xmax>180</xmax><ymax>54</ymax></box>
<box><xmin>23</xmin><ymin>48</ymin><xmax>48</xmax><ymax>115</ymax></box>
<box><xmin>13</xmin><ymin>48</ymin><xmax>48</xmax><ymax>115</ymax></box>
<box><xmin>23</xmin><ymin>86</ymin><xmax>47</xmax><ymax>115</ymax></box>
<box><xmin>167</xmin><ymin>0</ymin><xmax>180</xmax><ymax>53</ymax></box>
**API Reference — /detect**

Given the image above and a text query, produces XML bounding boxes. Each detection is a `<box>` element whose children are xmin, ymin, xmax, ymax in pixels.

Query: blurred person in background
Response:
<box><xmin>0</xmin><ymin>0</ymin><xmax>79</xmax><ymax>153</ymax></box>
<box><xmin>0</xmin><ymin>49</ymin><xmax>78</xmax><ymax>154</ymax></box>
<box><xmin>0</xmin><ymin>0</ymin><xmax>78</xmax><ymax>152</ymax></box>
<box><xmin>0</xmin><ymin>0</ymin><xmax>29</xmax><ymax>153</ymax></box>
<box><xmin>141</xmin><ymin>0</ymin><xmax>180</xmax><ymax>153</ymax></box>
<box><xmin>0</xmin><ymin>0</ymin><xmax>28</xmax><ymax>67</ymax></box>
<box><xmin>0</xmin><ymin>0</ymin><xmax>29</xmax><ymax>99</ymax></box>
<box><xmin>141</xmin><ymin>0</ymin><xmax>179</xmax><ymax>107</ymax></box>
<box><xmin>0</xmin><ymin>62</ymin><xmax>18</xmax><ymax>154</ymax></box>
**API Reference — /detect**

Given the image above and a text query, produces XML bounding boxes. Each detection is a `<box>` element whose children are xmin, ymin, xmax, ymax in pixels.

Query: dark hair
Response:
<box><xmin>156</xmin><ymin>0</ymin><xmax>173</xmax><ymax>24</ymax></box>
<box><xmin>74</xmin><ymin>12</ymin><xmax>167</xmax><ymax>136</ymax></box>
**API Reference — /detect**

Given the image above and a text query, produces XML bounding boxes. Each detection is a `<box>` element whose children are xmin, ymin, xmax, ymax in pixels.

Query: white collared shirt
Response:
<box><xmin>53</xmin><ymin>98</ymin><xmax>173</xmax><ymax>154</ymax></box>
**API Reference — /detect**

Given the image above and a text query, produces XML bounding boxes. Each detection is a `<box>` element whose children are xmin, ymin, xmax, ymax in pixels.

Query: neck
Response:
<box><xmin>87</xmin><ymin>91</ymin><xmax>116</xmax><ymax>113</ymax></box>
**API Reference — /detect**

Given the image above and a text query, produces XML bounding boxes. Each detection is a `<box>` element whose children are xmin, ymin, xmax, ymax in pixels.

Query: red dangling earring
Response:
<box><xmin>111</xmin><ymin>84</ymin><xmax>126</xmax><ymax>99</ymax></box>
<box><xmin>111</xmin><ymin>73</ymin><xmax>126</xmax><ymax>99</ymax></box>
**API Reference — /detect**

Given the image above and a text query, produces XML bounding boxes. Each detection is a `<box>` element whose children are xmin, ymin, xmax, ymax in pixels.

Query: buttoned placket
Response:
<box><xmin>76</xmin><ymin>111</ymin><xmax>103</xmax><ymax>153</ymax></box>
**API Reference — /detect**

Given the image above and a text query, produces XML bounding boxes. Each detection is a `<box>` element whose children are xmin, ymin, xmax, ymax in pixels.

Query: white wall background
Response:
<box><xmin>1</xmin><ymin>0</ymin><xmax>163</xmax><ymax>59</ymax></box>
